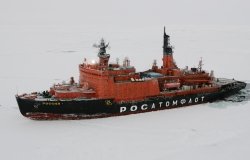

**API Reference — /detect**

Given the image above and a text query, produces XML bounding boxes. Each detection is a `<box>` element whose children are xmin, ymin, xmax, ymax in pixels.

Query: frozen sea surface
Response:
<box><xmin>0</xmin><ymin>25</ymin><xmax>250</xmax><ymax>160</ymax></box>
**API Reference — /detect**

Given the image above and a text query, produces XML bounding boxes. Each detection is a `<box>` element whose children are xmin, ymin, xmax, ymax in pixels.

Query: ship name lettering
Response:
<box><xmin>43</xmin><ymin>102</ymin><xmax>60</xmax><ymax>106</ymax></box>
<box><xmin>141</xmin><ymin>104</ymin><xmax>148</xmax><ymax>110</ymax></box>
<box><xmin>120</xmin><ymin>107</ymin><xmax>127</xmax><ymax>113</ymax></box>
<box><xmin>180</xmin><ymin>99</ymin><xmax>186</xmax><ymax>105</ymax></box>
<box><xmin>130</xmin><ymin>105</ymin><xmax>137</xmax><ymax>111</ymax></box>
<box><xmin>172</xmin><ymin>100</ymin><xmax>178</xmax><ymax>106</ymax></box>
<box><xmin>151</xmin><ymin>103</ymin><xmax>156</xmax><ymax>109</ymax></box>
<box><xmin>166</xmin><ymin>101</ymin><xmax>170</xmax><ymax>107</ymax></box>
<box><xmin>188</xmin><ymin>98</ymin><xmax>192</xmax><ymax>103</ymax></box>
<box><xmin>201</xmin><ymin>96</ymin><xmax>205</xmax><ymax>102</ymax></box>
<box><xmin>119</xmin><ymin>96</ymin><xmax>206</xmax><ymax>113</ymax></box>
<box><xmin>159</xmin><ymin>102</ymin><xmax>163</xmax><ymax>108</ymax></box>
<box><xmin>195</xmin><ymin>97</ymin><xmax>199</xmax><ymax>103</ymax></box>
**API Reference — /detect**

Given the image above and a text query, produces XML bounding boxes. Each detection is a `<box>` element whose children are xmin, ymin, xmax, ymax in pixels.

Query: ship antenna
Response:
<box><xmin>163</xmin><ymin>26</ymin><xmax>172</xmax><ymax>55</ymax></box>
<box><xmin>163</xmin><ymin>26</ymin><xmax>166</xmax><ymax>45</ymax></box>
<box><xmin>198</xmin><ymin>57</ymin><xmax>203</xmax><ymax>72</ymax></box>
<box><xmin>93</xmin><ymin>38</ymin><xmax>111</xmax><ymax>57</ymax></box>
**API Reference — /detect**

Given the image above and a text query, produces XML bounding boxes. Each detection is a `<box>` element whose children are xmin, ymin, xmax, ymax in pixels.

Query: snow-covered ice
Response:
<box><xmin>1</xmin><ymin>24</ymin><xmax>250</xmax><ymax>160</ymax></box>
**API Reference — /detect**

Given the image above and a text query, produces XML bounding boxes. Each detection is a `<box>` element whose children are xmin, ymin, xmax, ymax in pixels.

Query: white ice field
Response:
<box><xmin>0</xmin><ymin>25</ymin><xmax>250</xmax><ymax>160</ymax></box>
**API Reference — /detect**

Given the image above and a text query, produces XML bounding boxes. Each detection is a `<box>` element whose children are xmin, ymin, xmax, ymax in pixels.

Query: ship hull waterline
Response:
<box><xmin>16</xmin><ymin>81</ymin><xmax>246</xmax><ymax>120</ymax></box>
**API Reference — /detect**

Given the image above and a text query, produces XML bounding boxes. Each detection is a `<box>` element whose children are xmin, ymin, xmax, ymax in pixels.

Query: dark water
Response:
<box><xmin>224</xmin><ymin>83</ymin><xmax>250</xmax><ymax>102</ymax></box>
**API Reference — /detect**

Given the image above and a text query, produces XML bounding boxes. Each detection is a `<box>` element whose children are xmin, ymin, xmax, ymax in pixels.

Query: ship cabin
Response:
<box><xmin>49</xmin><ymin>31</ymin><xmax>217</xmax><ymax>102</ymax></box>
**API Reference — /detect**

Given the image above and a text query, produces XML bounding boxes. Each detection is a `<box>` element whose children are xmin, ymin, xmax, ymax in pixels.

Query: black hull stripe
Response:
<box><xmin>16</xmin><ymin>86</ymin><xmax>245</xmax><ymax>120</ymax></box>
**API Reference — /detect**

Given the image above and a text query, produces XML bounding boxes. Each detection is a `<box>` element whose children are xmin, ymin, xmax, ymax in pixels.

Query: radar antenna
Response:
<box><xmin>93</xmin><ymin>38</ymin><xmax>111</xmax><ymax>67</ymax></box>
<box><xmin>93</xmin><ymin>38</ymin><xmax>110</xmax><ymax>59</ymax></box>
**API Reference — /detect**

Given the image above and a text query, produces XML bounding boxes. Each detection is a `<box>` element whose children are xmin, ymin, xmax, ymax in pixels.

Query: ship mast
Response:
<box><xmin>93</xmin><ymin>38</ymin><xmax>110</xmax><ymax>68</ymax></box>
<box><xmin>162</xmin><ymin>27</ymin><xmax>175</xmax><ymax>69</ymax></box>
<box><xmin>163</xmin><ymin>27</ymin><xmax>173</xmax><ymax>56</ymax></box>
<box><xmin>198</xmin><ymin>57</ymin><xmax>203</xmax><ymax>72</ymax></box>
